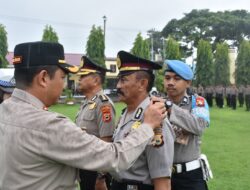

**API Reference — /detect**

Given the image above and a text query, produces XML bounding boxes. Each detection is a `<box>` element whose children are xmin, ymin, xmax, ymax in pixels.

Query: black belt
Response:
<box><xmin>111</xmin><ymin>179</ymin><xmax>153</xmax><ymax>190</ymax></box>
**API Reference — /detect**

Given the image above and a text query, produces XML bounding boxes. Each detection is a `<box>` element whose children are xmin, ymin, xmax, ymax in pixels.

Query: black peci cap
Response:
<box><xmin>13</xmin><ymin>41</ymin><xmax>79</xmax><ymax>74</ymax></box>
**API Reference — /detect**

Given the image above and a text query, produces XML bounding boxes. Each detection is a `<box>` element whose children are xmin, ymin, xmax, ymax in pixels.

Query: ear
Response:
<box><xmin>36</xmin><ymin>70</ymin><xmax>50</xmax><ymax>88</ymax></box>
<box><xmin>139</xmin><ymin>78</ymin><xmax>148</xmax><ymax>91</ymax></box>
<box><xmin>186</xmin><ymin>80</ymin><xmax>192</xmax><ymax>88</ymax></box>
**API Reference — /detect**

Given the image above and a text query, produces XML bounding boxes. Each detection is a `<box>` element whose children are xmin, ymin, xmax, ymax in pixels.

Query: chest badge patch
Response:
<box><xmin>132</xmin><ymin>121</ymin><xmax>141</xmax><ymax>129</ymax></box>
<box><xmin>152</xmin><ymin>127</ymin><xmax>164</xmax><ymax>148</ymax></box>
<box><xmin>89</xmin><ymin>102</ymin><xmax>96</xmax><ymax>110</ymax></box>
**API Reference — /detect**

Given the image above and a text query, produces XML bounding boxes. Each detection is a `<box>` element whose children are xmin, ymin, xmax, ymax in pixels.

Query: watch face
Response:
<box><xmin>165</xmin><ymin>100</ymin><xmax>172</xmax><ymax>109</ymax></box>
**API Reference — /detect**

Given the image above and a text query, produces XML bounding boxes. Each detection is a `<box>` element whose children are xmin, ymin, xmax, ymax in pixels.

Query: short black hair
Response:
<box><xmin>135</xmin><ymin>71</ymin><xmax>155</xmax><ymax>92</ymax></box>
<box><xmin>14</xmin><ymin>65</ymin><xmax>59</xmax><ymax>89</ymax></box>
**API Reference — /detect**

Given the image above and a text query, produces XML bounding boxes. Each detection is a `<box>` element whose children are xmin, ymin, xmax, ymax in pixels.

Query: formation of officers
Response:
<box><xmin>191</xmin><ymin>84</ymin><xmax>250</xmax><ymax>111</ymax></box>
<box><xmin>0</xmin><ymin>41</ymin><xmax>212</xmax><ymax>190</ymax></box>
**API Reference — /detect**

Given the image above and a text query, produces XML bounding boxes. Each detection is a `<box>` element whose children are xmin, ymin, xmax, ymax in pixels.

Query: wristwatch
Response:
<box><xmin>165</xmin><ymin>100</ymin><xmax>173</xmax><ymax>110</ymax></box>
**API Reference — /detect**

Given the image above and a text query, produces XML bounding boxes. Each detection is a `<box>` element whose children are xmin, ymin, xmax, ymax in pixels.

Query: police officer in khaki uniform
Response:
<box><xmin>75</xmin><ymin>56</ymin><xmax>115</xmax><ymax>190</ymax></box>
<box><xmin>163</xmin><ymin>60</ymin><xmax>210</xmax><ymax>190</ymax></box>
<box><xmin>245</xmin><ymin>84</ymin><xmax>250</xmax><ymax>111</ymax></box>
<box><xmin>238</xmin><ymin>85</ymin><xmax>245</xmax><ymax>107</ymax></box>
<box><xmin>110</xmin><ymin>51</ymin><xmax>174</xmax><ymax>190</ymax></box>
<box><xmin>0</xmin><ymin>42</ymin><xmax>167</xmax><ymax>190</ymax></box>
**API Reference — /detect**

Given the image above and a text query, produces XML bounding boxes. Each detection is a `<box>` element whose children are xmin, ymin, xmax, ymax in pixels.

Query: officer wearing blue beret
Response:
<box><xmin>163</xmin><ymin>60</ymin><xmax>212</xmax><ymax>190</ymax></box>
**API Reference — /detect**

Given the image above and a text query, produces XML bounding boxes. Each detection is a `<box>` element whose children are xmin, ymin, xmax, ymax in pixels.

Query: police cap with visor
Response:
<box><xmin>116</xmin><ymin>50</ymin><xmax>162</xmax><ymax>76</ymax></box>
<box><xmin>77</xmin><ymin>56</ymin><xmax>109</xmax><ymax>76</ymax></box>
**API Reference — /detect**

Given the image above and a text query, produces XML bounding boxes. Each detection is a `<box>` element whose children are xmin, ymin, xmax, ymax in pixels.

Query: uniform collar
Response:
<box><xmin>130</xmin><ymin>96</ymin><xmax>150</xmax><ymax>121</ymax></box>
<box><xmin>12</xmin><ymin>88</ymin><xmax>46</xmax><ymax>110</ymax></box>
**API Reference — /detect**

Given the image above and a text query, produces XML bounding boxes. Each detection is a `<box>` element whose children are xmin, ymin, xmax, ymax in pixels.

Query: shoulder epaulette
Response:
<box><xmin>91</xmin><ymin>95</ymin><xmax>98</xmax><ymax>101</ymax></box>
<box><xmin>99</xmin><ymin>94</ymin><xmax>108</xmax><ymax>102</ymax></box>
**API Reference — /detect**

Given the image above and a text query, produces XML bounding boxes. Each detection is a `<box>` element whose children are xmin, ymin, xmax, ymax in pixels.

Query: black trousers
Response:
<box><xmin>79</xmin><ymin>170</ymin><xmax>97</xmax><ymax>190</ymax></box>
<box><xmin>238</xmin><ymin>93</ymin><xmax>244</xmax><ymax>107</ymax></box>
<box><xmin>230</xmin><ymin>95</ymin><xmax>237</xmax><ymax>110</ymax></box>
<box><xmin>172</xmin><ymin>168</ymin><xmax>208</xmax><ymax>190</ymax></box>
<box><xmin>111</xmin><ymin>179</ymin><xmax>154</xmax><ymax>190</ymax></box>
<box><xmin>79</xmin><ymin>170</ymin><xmax>111</xmax><ymax>190</ymax></box>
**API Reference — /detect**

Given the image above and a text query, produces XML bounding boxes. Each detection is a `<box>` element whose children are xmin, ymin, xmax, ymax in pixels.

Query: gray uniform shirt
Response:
<box><xmin>0</xmin><ymin>89</ymin><xmax>155</xmax><ymax>190</ymax></box>
<box><xmin>111</xmin><ymin>97</ymin><xmax>174</xmax><ymax>185</ymax></box>
<box><xmin>169</xmin><ymin>94</ymin><xmax>210</xmax><ymax>163</ymax></box>
<box><xmin>75</xmin><ymin>90</ymin><xmax>115</xmax><ymax>137</ymax></box>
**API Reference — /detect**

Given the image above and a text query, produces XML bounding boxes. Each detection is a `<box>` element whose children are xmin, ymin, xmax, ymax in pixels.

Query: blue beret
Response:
<box><xmin>164</xmin><ymin>60</ymin><xmax>194</xmax><ymax>80</ymax></box>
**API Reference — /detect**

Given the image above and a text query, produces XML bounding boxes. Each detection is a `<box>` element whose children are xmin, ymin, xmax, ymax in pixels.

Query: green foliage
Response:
<box><xmin>165</xmin><ymin>36</ymin><xmax>181</xmax><ymax>59</ymax></box>
<box><xmin>131</xmin><ymin>33</ymin><xmax>150</xmax><ymax>59</ymax></box>
<box><xmin>214</xmin><ymin>43</ymin><xmax>230</xmax><ymax>85</ymax></box>
<box><xmin>235</xmin><ymin>40</ymin><xmax>250</xmax><ymax>85</ymax></box>
<box><xmin>42</xmin><ymin>25</ymin><xmax>59</xmax><ymax>43</ymax></box>
<box><xmin>86</xmin><ymin>25</ymin><xmax>105</xmax><ymax>68</ymax></box>
<box><xmin>196</xmin><ymin>39</ymin><xmax>214</xmax><ymax>86</ymax></box>
<box><xmin>0</xmin><ymin>24</ymin><xmax>8</xmax><ymax>68</ymax></box>
<box><xmin>162</xmin><ymin>9</ymin><xmax>250</xmax><ymax>52</ymax></box>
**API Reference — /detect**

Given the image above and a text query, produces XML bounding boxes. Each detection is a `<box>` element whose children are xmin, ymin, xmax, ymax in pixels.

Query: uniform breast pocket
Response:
<box><xmin>82</xmin><ymin>110</ymin><xmax>95</xmax><ymax>121</ymax></box>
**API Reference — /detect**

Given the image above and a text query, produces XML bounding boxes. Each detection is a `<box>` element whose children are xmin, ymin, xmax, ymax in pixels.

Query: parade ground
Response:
<box><xmin>50</xmin><ymin>103</ymin><xmax>250</xmax><ymax>190</ymax></box>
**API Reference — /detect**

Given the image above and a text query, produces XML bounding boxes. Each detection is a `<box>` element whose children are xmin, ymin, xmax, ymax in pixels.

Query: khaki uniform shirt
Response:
<box><xmin>75</xmin><ymin>90</ymin><xmax>115</xmax><ymax>137</ymax></box>
<box><xmin>111</xmin><ymin>97</ymin><xmax>175</xmax><ymax>185</ymax></box>
<box><xmin>0</xmin><ymin>89</ymin><xmax>154</xmax><ymax>190</ymax></box>
<box><xmin>169</xmin><ymin>94</ymin><xmax>210</xmax><ymax>163</ymax></box>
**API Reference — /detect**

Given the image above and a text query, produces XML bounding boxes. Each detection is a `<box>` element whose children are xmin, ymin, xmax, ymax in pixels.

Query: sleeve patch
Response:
<box><xmin>196</xmin><ymin>97</ymin><xmax>205</xmax><ymax>107</ymax></box>
<box><xmin>101</xmin><ymin>105</ymin><xmax>112</xmax><ymax>122</ymax></box>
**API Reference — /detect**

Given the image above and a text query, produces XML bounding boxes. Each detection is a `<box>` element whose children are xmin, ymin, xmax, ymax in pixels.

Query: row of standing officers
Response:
<box><xmin>0</xmin><ymin>41</ymin><xmax>212</xmax><ymax>190</ymax></box>
<box><xmin>191</xmin><ymin>84</ymin><xmax>250</xmax><ymax>111</ymax></box>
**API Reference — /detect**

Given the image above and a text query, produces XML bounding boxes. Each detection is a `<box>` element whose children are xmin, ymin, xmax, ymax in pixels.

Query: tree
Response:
<box><xmin>235</xmin><ymin>40</ymin><xmax>250</xmax><ymax>85</ymax></box>
<box><xmin>162</xmin><ymin>9</ymin><xmax>250</xmax><ymax>54</ymax></box>
<box><xmin>214</xmin><ymin>43</ymin><xmax>230</xmax><ymax>86</ymax></box>
<box><xmin>165</xmin><ymin>37</ymin><xmax>181</xmax><ymax>60</ymax></box>
<box><xmin>195</xmin><ymin>39</ymin><xmax>213</xmax><ymax>87</ymax></box>
<box><xmin>42</xmin><ymin>25</ymin><xmax>59</xmax><ymax>43</ymax></box>
<box><xmin>0</xmin><ymin>24</ymin><xmax>8</xmax><ymax>68</ymax></box>
<box><xmin>85</xmin><ymin>25</ymin><xmax>105</xmax><ymax>67</ymax></box>
<box><xmin>131</xmin><ymin>33</ymin><xmax>150</xmax><ymax>59</ymax></box>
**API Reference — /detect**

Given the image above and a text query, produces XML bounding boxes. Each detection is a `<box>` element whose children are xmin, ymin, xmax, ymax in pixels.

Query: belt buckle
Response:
<box><xmin>127</xmin><ymin>184</ymin><xmax>138</xmax><ymax>190</ymax></box>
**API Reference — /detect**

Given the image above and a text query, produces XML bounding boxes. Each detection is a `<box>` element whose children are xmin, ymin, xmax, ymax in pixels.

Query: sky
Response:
<box><xmin>0</xmin><ymin>0</ymin><xmax>249</xmax><ymax>58</ymax></box>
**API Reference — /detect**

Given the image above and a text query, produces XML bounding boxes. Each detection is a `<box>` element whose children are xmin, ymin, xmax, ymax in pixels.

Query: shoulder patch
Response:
<box><xmin>99</xmin><ymin>94</ymin><xmax>108</xmax><ymax>102</ymax></box>
<box><xmin>134</xmin><ymin>107</ymin><xmax>143</xmax><ymax>120</ymax></box>
<box><xmin>101</xmin><ymin>105</ymin><xmax>112</xmax><ymax>122</ymax></box>
<box><xmin>196</xmin><ymin>96</ymin><xmax>205</xmax><ymax>107</ymax></box>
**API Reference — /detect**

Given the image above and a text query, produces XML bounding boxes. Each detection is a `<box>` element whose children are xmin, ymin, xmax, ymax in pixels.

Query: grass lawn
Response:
<box><xmin>50</xmin><ymin>103</ymin><xmax>250</xmax><ymax>190</ymax></box>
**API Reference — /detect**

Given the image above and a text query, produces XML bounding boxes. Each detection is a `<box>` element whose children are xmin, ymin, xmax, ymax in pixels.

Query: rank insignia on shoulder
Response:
<box><xmin>134</xmin><ymin>107</ymin><xmax>143</xmax><ymax>120</ymax></box>
<box><xmin>152</xmin><ymin>127</ymin><xmax>164</xmax><ymax>148</ymax></box>
<box><xmin>132</xmin><ymin>121</ymin><xmax>141</xmax><ymax>129</ymax></box>
<box><xmin>89</xmin><ymin>102</ymin><xmax>96</xmax><ymax>110</ymax></box>
<box><xmin>101</xmin><ymin>105</ymin><xmax>112</xmax><ymax>122</ymax></box>
<box><xmin>99</xmin><ymin>94</ymin><xmax>108</xmax><ymax>102</ymax></box>
<box><xmin>196</xmin><ymin>97</ymin><xmax>205</xmax><ymax>107</ymax></box>
<box><xmin>91</xmin><ymin>95</ymin><xmax>97</xmax><ymax>101</ymax></box>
